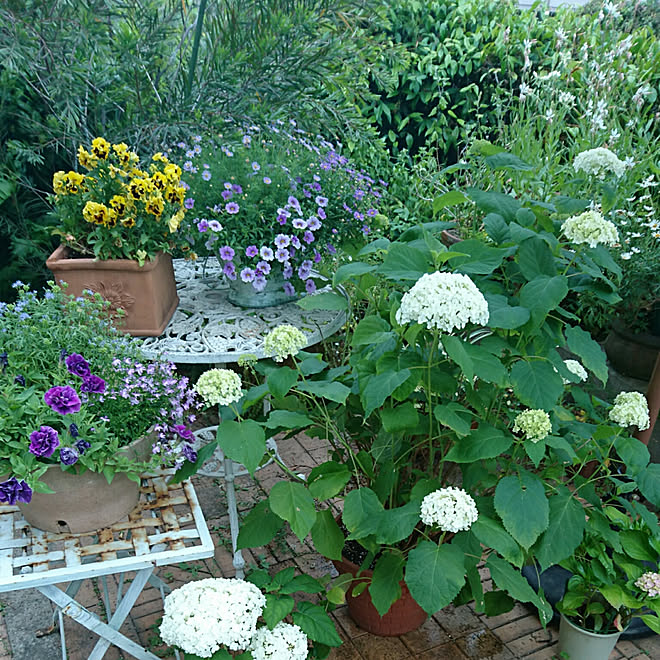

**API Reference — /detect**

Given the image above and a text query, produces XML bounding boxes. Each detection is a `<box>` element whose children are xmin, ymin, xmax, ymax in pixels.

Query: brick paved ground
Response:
<box><xmin>1</xmin><ymin>432</ymin><xmax>659</xmax><ymax>659</ymax></box>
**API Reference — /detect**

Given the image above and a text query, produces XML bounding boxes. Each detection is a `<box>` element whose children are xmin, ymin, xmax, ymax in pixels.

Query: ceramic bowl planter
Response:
<box><xmin>332</xmin><ymin>556</ymin><xmax>427</xmax><ymax>636</ymax></box>
<box><xmin>558</xmin><ymin>614</ymin><xmax>623</xmax><ymax>660</ymax></box>
<box><xmin>46</xmin><ymin>245</ymin><xmax>179</xmax><ymax>336</ymax></box>
<box><xmin>16</xmin><ymin>434</ymin><xmax>154</xmax><ymax>534</ymax></box>
<box><xmin>226</xmin><ymin>265</ymin><xmax>297</xmax><ymax>308</ymax></box>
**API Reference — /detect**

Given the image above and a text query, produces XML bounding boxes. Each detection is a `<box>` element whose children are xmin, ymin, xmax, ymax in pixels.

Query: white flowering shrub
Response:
<box><xmin>573</xmin><ymin>147</ymin><xmax>626</xmax><ymax>179</ymax></box>
<box><xmin>561</xmin><ymin>210</ymin><xmax>619</xmax><ymax>248</ymax></box>
<box><xmin>263</xmin><ymin>324</ymin><xmax>307</xmax><ymax>362</ymax></box>
<box><xmin>420</xmin><ymin>487</ymin><xmax>479</xmax><ymax>532</ymax></box>
<box><xmin>608</xmin><ymin>391</ymin><xmax>650</xmax><ymax>430</ymax></box>
<box><xmin>159</xmin><ymin>578</ymin><xmax>266</xmax><ymax>657</ymax></box>
<box><xmin>512</xmin><ymin>409</ymin><xmax>552</xmax><ymax>443</ymax></box>
<box><xmin>194</xmin><ymin>368</ymin><xmax>243</xmax><ymax>406</ymax></box>
<box><xmin>395</xmin><ymin>271</ymin><xmax>489</xmax><ymax>333</ymax></box>
<box><xmin>249</xmin><ymin>622</ymin><xmax>309</xmax><ymax>660</ymax></box>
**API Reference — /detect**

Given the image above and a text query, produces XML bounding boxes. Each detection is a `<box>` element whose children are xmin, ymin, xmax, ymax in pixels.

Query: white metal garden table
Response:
<box><xmin>139</xmin><ymin>258</ymin><xmax>347</xmax><ymax>580</ymax></box>
<box><xmin>0</xmin><ymin>473</ymin><xmax>214</xmax><ymax>660</ymax></box>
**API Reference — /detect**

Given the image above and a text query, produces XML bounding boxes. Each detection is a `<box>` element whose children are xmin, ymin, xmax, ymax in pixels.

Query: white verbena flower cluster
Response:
<box><xmin>561</xmin><ymin>210</ymin><xmax>619</xmax><ymax>248</ymax></box>
<box><xmin>635</xmin><ymin>572</ymin><xmax>660</xmax><ymax>598</ymax></box>
<box><xmin>249</xmin><ymin>622</ymin><xmax>309</xmax><ymax>660</ymax></box>
<box><xmin>608</xmin><ymin>391</ymin><xmax>650</xmax><ymax>430</ymax></box>
<box><xmin>563</xmin><ymin>359</ymin><xmax>588</xmax><ymax>384</ymax></box>
<box><xmin>513</xmin><ymin>409</ymin><xmax>552</xmax><ymax>443</ymax></box>
<box><xmin>395</xmin><ymin>272</ymin><xmax>489</xmax><ymax>333</ymax></box>
<box><xmin>420</xmin><ymin>487</ymin><xmax>479</xmax><ymax>533</ymax></box>
<box><xmin>264</xmin><ymin>324</ymin><xmax>307</xmax><ymax>362</ymax></box>
<box><xmin>573</xmin><ymin>147</ymin><xmax>626</xmax><ymax>179</ymax></box>
<box><xmin>159</xmin><ymin>578</ymin><xmax>266</xmax><ymax>657</ymax></box>
<box><xmin>194</xmin><ymin>368</ymin><xmax>243</xmax><ymax>406</ymax></box>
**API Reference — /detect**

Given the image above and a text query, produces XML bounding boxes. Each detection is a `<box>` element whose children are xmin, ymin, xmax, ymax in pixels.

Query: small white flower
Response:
<box><xmin>513</xmin><ymin>409</ymin><xmax>552</xmax><ymax>443</ymax></box>
<box><xmin>249</xmin><ymin>622</ymin><xmax>309</xmax><ymax>660</ymax></box>
<box><xmin>420</xmin><ymin>487</ymin><xmax>478</xmax><ymax>533</ymax></box>
<box><xmin>561</xmin><ymin>210</ymin><xmax>619</xmax><ymax>248</ymax></box>
<box><xmin>264</xmin><ymin>324</ymin><xmax>307</xmax><ymax>362</ymax></box>
<box><xmin>563</xmin><ymin>359</ymin><xmax>588</xmax><ymax>384</ymax></box>
<box><xmin>195</xmin><ymin>369</ymin><xmax>243</xmax><ymax>406</ymax></box>
<box><xmin>573</xmin><ymin>147</ymin><xmax>626</xmax><ymax>179</ymax></box>
<box><xmin>609</xmin><ymin>391</ymin><xmax>650</xmax><ymax>430</ymax></box>
<box><xmin>396</xmin><ymin>272</ymin><xmax>489</xmax><ymax>333</ymax></box>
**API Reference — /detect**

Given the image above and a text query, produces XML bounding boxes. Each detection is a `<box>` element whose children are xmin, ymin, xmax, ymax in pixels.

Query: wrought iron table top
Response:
<box><xmin>139</xmin><ymin>258</ymin><xmax>346</xmax><ymax>364</ymax></box>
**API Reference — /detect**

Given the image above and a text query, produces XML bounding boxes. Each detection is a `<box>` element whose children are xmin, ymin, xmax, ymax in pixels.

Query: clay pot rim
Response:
<box><xmin>609</xmin><ymin>319</ymin><xmax>660</xmax><ymax>349</ymax></box>
<box><xmin>46</xmin><ymin>244</ymin><xmax>165</xmax><ymax>273</ymax></box>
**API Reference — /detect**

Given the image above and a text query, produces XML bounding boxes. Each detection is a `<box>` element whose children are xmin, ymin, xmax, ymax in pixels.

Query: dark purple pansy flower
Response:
<box><xmin>0</xmin><ymin>477</ymin><xmax>32</xmax><ymax>505</ymax></box>
<box><xmin>29</xmin><ymin>425</ymin><xmax>60</xmax><ymax>457</ymax></box>
<box><xmin>14</xmin><ymin>374</ymin><xmax>25</xmax><ymax>386</ymax></box>
<box><xmin>173</xmin><ymin>424</ymin><xmax>194</xmax><ymax>441</ymax></box>
<box><xmin>75</xmin><ymin>438</ymin><xmax>91</xmax><ymax>454</ymax></box>
<box><xmin>69</xmin><ymin>423</ymin><xmax>79</xmax><ymax>437</ymax></box>
<box><xmin>44</xmin><ymin>386</ymin><xmax>81</xmax><ymax>415</ymax></box>
<box><xmin>81</xmin><ymin>374</ymin><xmax>106</xmax><ymax>394</ymax></box>
<box><xmin>60</xmin><ymin>447</ymin><xmax>79</xmax><ymax>466</ymax></box>
<box><xmin>181</xmin><ymin>444</ymin><xmax>197</xmax><ymax>463</ymax></box>
<box><xmin>0</xmin><ymin>352</ymin><xmax>8</xmax><ymax>372</ymax></box>
<box><xmin>65</xmin><ymin>353</ymin><xmax>91</xmax><ymax>378</ymax></box>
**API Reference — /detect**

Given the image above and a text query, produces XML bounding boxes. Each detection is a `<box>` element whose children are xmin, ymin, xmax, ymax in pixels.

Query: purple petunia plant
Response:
<box><xmin>174</xmin><ymin>119</ymin><xmax>386</xmax><ymax>296</ymax></box>
<box><xmin>0</xmin><ymin>282</ymin><xmax>200</xmax><ymax>503</ymax></box>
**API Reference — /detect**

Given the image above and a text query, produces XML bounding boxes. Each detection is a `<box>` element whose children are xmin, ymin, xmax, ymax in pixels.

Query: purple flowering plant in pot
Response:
<box><xmin>0</xmin><ymin>281</ymin><xmax>200</xmax><ymax>526</ymax></box>
<box><xmin>172</xmin><ymin>119</ymin><xmax>387</xmax><ymax>306</ymax></box>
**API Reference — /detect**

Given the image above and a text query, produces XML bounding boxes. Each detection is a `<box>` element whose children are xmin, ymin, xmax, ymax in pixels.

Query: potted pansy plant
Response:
<box><xmin>173</xmin><ymin>120</ymin><xmax>386</xmax><ymax>307</ymax></box>
<box><xmin>0</xmin><ymin>281</ymin><xmax>199</xmax><ymax>533</ymax></box>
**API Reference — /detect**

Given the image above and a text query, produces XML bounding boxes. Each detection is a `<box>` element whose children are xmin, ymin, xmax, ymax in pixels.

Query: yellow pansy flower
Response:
<box><xmin>168</xmin><ymin>208</ymin><xmax>184</xmax><ymax>233</ymax></box>
<box><xmin>164</xmin><ymin>185</ymin><xmax>185</xmax><ymax>205</ymax></box>
<box><xmin>83</xmin><ymin>201</ymin><xmax>113</xmax><ymax>226</ymax></box>
<box><xmin>63</xmin><ymin>171</ymin><xmax>86</xmax><ymax>194</ymax></box>
<box><xmin>152</xmin><ymin>152</ymin><xmax>169</xmax><ymax>163</ymax></box>
<box><xmin>145</xmin><ymin>195</ymin><xmax>165</xmax><ymax>217</ymax></box>
<box><xmin>163</xmin><ymin>163</ymin><xmax>182</xmax><ymax>182</ymax></box>
<box><xmin>77</xmin><ymin>146</ymin><xmax>98</xmax><ymax>170</ymax></box>
<box><xmin>109</xmin><ymin>195</ymin><xmax>130</xmax><ymax>215</ymax></box>
<box><xmin>151</xmin><ymin>171</ymin><xmax>168</xmax><ymax>190</ymax></box>
<box><xmin>121</xmin><ymin>216</ymin><xmax>136</xmax><ymax>228</ymax></box>
<box><xmin>52</xmin><ymin>171</ymin><xmax>66</xmax><ymax>194</ymax></box>
<box><xmin>127</xmin><ymin>178</ymin><xmax>151</xmax><ymax>200</ymax></box>
<box><xmin>91</xmin><ymin>137</ymin><xmax>110</xmax><ymax>160</ymax></box>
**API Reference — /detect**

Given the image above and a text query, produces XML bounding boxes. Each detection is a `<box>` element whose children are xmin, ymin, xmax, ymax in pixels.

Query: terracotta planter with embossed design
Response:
<box><xmin>46</xmin><ymin>245</ymin><xmax>178</xmax><ymax>336</ymax></box>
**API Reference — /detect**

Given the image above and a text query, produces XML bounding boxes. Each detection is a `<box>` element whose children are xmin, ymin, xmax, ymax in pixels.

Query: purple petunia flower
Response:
<box><xmin>260</xmin><ymin>246</ymin><xmax>274</xmax><ymax>261</ymax></box>
<box><xmin>303</xmin><ymin>231</ymin><xmax>315</xmax><ymax>244</ymax></box>
<box><xmin>327</xmin><ymin>243</ymin><xmax>337</xmax><ymax>255</ymax></box>
<box><xmin>226</xmin><ymin>202</ymin><xmax>240</xmax><ymax>214</ymax></box>
<box><xmin>14</xmin><ymin>374</ymin><xmax>25</xmax><ymax>386</ymax></box>
<box><xmin>219</xmin><ymin>246</ymin><xmax>235</xmax><ymax>261</ymax></box>
<box><xmin>313</xmin><ymin>249</ymin><xmax>322</xmax><ymax>263</ymax></box>
<box><xmin>287</xmin><ymin>195</ymin><xmax>301</xmax><ymax>210</ymax></box>
<box><xmin>197</xmin><ymin>219</ymin><xmax>209</xmax><ymax>232</ymax></box>
<box><xmin>44</xmin><ymin>386</ymin><xmax>81</xmax><ymax>415</ymax></box>
<box><xmin>283</xmin><ymin>282</ymin><xmax>295</xmax><ymax>296</ymax></box>
<box><xmin>223</xmin><ymin>262</ymin><xmax>237</xmax><ymax>280</ymax></box>
<box><xmin>317</xmin><ymin>207</ymin><xmax>326</xmax><ymax>220</ymax></box>
<box><xmin>290</xmin><ymin>236</ymin><xmax>301</xmax><ymax>250</ymax></box>
<box><xmin>232</xmin><ymin>184</ymin><xmax>243</xmax><ymax>194</ymax></box>
<box><xmin>221</xmin><ymin>189</ymin><xmax>233</xmax><ymax>201</ymax></box>
<box><xmin>277</xmin><ymin>208</ymin><xmax>291</xmax><ymax>218</ymax></box>
<box><xmin>181</xmin><ymin>444</ymin><xmax>197</xmax><ymax>463</ymax></box>
<box><xmin>274</xmin><ymin>234</ymin><xmax>290</xmax><ymax>249</ymax></box>
<box><xmin>60</xmin><ymin>447</ymin><xmax>79</xmax><ymax>466</ymax></box>
<box><xmin>315</xmin><ymin>195</ymin><xmax>328</xmax><ymax>207</ymax></box>
<box><xmin>65</xmin><ymin>353</ymin><xmax>91</xmax><ymax>379</ymax></box>
<box><xmin>282</xmin><ymin>262</ymin><xmax>294</xmax><ymax>279</ymax></box>
<box><xmin>307</xmin><ymin>216</ymin><xmax>321</xmax><ymax>231</ymax></box>
<box><xmin>29</xmin><ymin>425</ymin><xmax>60</xmax><ymax>457</ymax></box>
<box><xmin>240</xmin><ymin>268</ymin><xmax>256</xmax><ymax>283</ymax></box>
<box><xmin>184</xmin><ymin>198</ymin><xmax>195</xmax><ymax>210</ymax></box>
<box><xmin>208</xmin><ymin>220</ymin><xmax>223</xmax><ymax>232</ymax></box>
<box><xmin>275</xmin><ymin>248</ymin><xmax>289</xmax><ymax>263</ymax></box>
<box><xmin>75</xmin><ymin>438</ymin><xmax>91</xmax><ymax>454</ymax></box>
<box><xmin>81</xmin><ymin>374</ymin><xmax>106</xmax><ymax>394</ymax></box>
<box><xmin>292</xmin><ymin>218</ymin><xmax>307</xmax><ymax>229</ymax></box>
<box><xmin>173</xmin><ymin>424</ymin><xmax>194</xmax><ymax>441</ymax></box>
<box><xmin>311</xmin><ymin>182</ymin><xmax>322</xmax><ymax>192</ymax></box>
<box><xmin>263</xmin><ymin>176</ymin><xmax>272</xmax><ymax>185</ymax></box>
<box><xmin>305</xmin><ymin>279</ymin><xmax>317</xmax><ymax>294</ymax></box>
<box><xmin>246</xmin><ymin>245</ymin><xmax>258</xmax><ymax>258</ymax></box>
<box><xmin>0</xmin><ymin>477</ymin><xmax>32</xmax><ymax>505</ymax></box>
<box><xmin>252</xmin><ymin>275</ymin><xmax>267</xmax><ymax>292</ymax></box>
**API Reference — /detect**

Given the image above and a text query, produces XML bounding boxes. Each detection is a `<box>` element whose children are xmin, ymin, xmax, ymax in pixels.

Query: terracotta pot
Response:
<box><xmin>16</xmin><ymin>434</ymin><xmax>154</xmax><ymax>534</ymax></box>
<box><xmin>46</xmin><ymin>245</ymin><xmax>179</xmax><ymax>336</ymax></box>
<box><xmin>332</xmin><ymin>556</ymin><xmax>427</xmax><ymax>636</ymax></box>
<box><xmin>604</xmin><ymin>320</ymin><xmax>660</xmax><ymax>381</ymax></box>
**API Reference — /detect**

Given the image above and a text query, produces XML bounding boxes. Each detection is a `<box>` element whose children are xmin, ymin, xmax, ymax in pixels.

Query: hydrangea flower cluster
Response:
<box><xmin>608</xmin><ymin>391</ymin><xmax>650</xmax><ymax>430</ymax></box>
<box><xmin>174</xmin><ymin>121</ymin><xmax>385</xmax><ymax>296</ymax></box>
<box><xmin>573</xmin><ymin>147</ymin><xmax>626</xmax><ymax>179</ymax></box>
<box><xmin>248</xmin><ymin>622</ymin><xmax>309</xmax><ymax>660</ymax></box>
<box><xmin>561</xmin><ymin>210</ymin><xmax>619</xmax><ymax>248</ymax></box>
<box><xmin>159</xmin><ymin>578</ymin><xmax>266</xmax><ymax>657</ymax></box>
<box><xmin>395</xmin><ymin>272</ymin><xmax>489</xmax><ymax>333</ymax></box>
<box><xmin>263</xmin><ymin>324</ymin><xmax>307</xmax><ymax>362</ymax></box>
<box><xmin>512</xmin><ymin>409</ymin><xmax>552</xmax><ymax>443</ymax></box>
<box><xmin>563</xmin><ymin>359</ymin><xmax>588</xmax><ymax>384</ymax></box>
<box><xmin>194</xmin><ymin>368</ymin><xmax>243</xmax><ymax>406</ymax></box>
<box><xmin>635</xmin><ymin>572</ymin><xmax>660</xmax><ymax>598</ymax></box>
<box><xmin>420</xmin><ymin>487</ymin><xmax>479</xmax><ymax>533</ymax></box>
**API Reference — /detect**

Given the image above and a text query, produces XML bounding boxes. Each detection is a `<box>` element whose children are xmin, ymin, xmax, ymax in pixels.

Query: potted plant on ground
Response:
<box><xmin>0</xmin><ymin>281</ymin><xmax>199</xmax><ymax>533</ymax></box>
<box><xmin>173</xmin><ymin>121</ymin><xmax>386</xmax><ymax>307</ymax></box>
<box><xmin>47</xmin><ymin>137</ymin><xmax>189</xmax><ymax>335</ymax></box>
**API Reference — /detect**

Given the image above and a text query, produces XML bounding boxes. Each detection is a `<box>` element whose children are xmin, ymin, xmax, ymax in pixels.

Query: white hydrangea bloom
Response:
<box><xmin>513</xmin><ymin>409</ymin><xmax>552</xmax><ymax>443</ymax></box>
<box><xmin>263</xmin><ymin>324</ymin><xmax>307</xmax><ymax>362</ymax></box>
<box><xmin>194</xmin><ymin>368</ymin><xmax>243</xmax><ymax>406</ymax></box>
<box><xmin>395</xmin><ymin>272</ymin><xmax>489</xmax><ymax>333</ymax></box>
<box><xmin>249</xmin><ymin>622</ymin><xmax>309</xmax><ymax>660</ymax></box>
<box><xmin>561</xmin><ymin>210</ymin><xmax>619</xmax><ymax>248</ymax></box>
<box><xmin>609</xmin><ymin>391</ymin><xmax>650</xmax><ymax>430</ymax></box>
<box><xmin>563</xmin><ymin>359</ymin><xmax>588</xmax><ymax>384</ymax></box>
<box><xmin>159</xmin><ymin>578</ymin><xmax>266</xmax><ymax>657</ymax></box>
<box><xmin>573</xmin><ymin>147</ymin><xmax>626</xmax><ymax>179</ymax></box>
<box><xmin>635</xmin><ymin>572</ymin><xmax>660</xmax><ymax>598</ymax></box>
<box><xmin>420</xmin><ymin>487</ymin><xmax>478</xmax><ymax>533</ymax></box>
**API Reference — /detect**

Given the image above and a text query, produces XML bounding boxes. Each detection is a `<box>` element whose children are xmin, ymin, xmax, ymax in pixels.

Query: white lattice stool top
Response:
<box><xmin>0</xmin><ymin>473</ymin><xmax>214</xmax><ymax>592</ymax></box>
<box><xmin>139</xmin><ymin>258</ymin><xmax>346</xmax><ymax>363</ymax></box>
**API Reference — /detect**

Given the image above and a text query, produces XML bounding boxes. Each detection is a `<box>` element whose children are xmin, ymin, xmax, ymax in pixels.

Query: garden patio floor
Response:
<box><xmin>1</xmin><ymin>401</ymin><xmax>659</xmax><ymax>659</ymax></box>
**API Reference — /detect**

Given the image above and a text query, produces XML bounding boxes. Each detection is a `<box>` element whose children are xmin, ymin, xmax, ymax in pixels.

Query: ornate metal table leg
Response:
<box><xmin>223</xmin><ymin>457</ymin><xmax>246</xmax><ymax>578</ymax></box>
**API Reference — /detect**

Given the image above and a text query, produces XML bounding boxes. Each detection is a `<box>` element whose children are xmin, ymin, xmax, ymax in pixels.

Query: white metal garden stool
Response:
<box><xmin>0</xmin><ymin>473</ymin><xmax>214</xmax><ymax>660</ymax></box>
